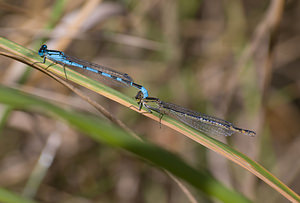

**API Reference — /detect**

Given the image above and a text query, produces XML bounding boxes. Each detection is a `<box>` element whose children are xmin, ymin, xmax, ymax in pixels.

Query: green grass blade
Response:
<box><xmin>0</xmin><ymin>188</ymin><xmax>37</xmax><ymax>203</ymax></box>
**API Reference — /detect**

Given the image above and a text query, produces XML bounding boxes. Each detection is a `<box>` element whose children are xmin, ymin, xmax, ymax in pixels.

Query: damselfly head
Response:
<box><xmin>38</xmin><ymin>44</ymin><xmax>47</xmax><ymax>57</ymax></box>
<box><xmin>135</xmin><ymin>91</ymin><xmax>144</xmax><ymax>102</ymax></box>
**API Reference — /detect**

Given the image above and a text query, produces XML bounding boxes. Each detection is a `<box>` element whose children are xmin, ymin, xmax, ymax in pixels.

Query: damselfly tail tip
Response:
<box><xmin>234</xmin><ymin>127</ymin><xmax>256</xmax><ymax>137</ymax></box>
<box><xmin>248</xmin><ymin>130</ymin><xmax>256</xmax><ymax>137</ymax></box>
<box><xmin>242</xmin><ymin>129</ymin><xmax>256</xmax><ymax>137</ymax></box>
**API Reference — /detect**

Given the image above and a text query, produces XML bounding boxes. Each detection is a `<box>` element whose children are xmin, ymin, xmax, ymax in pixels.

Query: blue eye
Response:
<box><xmin>38</xmin><ymin>44</ymin><xmax>48</xmax><ymax>57</ymax></box>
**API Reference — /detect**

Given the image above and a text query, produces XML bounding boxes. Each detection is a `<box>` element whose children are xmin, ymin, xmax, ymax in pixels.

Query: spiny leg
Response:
<box><xmin>129</xmin><ymin>103</ymin><xmax>152</xmax><ymax>115</ymax></box>
<box><xmin>159</xmin><ymin>113</ymin><xmax>164</xmax><ymax>129</ymax></box>
<box><xmin>31</xmin><ymin>56</ymin><xmax>47</xmax><ymax>66</ymax></box>
<box><xmin>63</xmin><ymin>64</ymin><xmax>68</xmax><ymax>80</ymax></box>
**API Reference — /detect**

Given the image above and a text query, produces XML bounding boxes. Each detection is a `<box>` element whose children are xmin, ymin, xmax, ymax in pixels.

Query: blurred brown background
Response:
<box><xmin>0</xmin><ymin>0</ymin><xmax>299</xmax><ymax>202</ymax></box>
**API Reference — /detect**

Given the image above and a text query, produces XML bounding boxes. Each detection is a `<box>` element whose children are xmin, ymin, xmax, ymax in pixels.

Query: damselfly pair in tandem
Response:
<box><xmin>38</xmin><ymin>45</ymin><xmax>256</xmax><ymax>137</ymax></box>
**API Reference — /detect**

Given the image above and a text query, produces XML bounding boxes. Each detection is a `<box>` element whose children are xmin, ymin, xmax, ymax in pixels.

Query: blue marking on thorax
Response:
<box><xmin>48</xmin><ymin>51</ymin><xmax>63</xmax><ymax>56</ymax></box>
<box><xmin>48</xmin><ymin>54</ymin><xmax>65</xmax><ymax>62</ymax></box>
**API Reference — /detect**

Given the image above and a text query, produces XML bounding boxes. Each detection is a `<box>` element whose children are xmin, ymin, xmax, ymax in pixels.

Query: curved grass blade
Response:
<box><xmin>0</xmin><ymin>37</ymin><xmax>299</xmax><ymax>202</ymax></box>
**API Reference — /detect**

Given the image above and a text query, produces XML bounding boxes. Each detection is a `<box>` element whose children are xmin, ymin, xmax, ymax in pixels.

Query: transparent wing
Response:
<box><xmin>169</xmin><ymin>110</ymin><xmax>235</xmax><ymax>136</ymax></box>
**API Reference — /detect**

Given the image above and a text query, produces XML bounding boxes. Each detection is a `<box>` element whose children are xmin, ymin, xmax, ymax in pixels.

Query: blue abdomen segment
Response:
<box><xmin>140</xmin><ymin>86</ymin><xmax>148</xmax><ymax>98</ymax></box>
